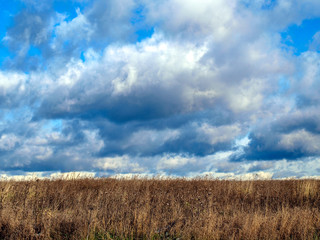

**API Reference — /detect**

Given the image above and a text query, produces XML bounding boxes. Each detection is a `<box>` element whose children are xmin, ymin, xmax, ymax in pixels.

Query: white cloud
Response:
<box><xmin>0</xmin><ymin>134</ymin><xmax>20</xmax><ymax>151</ymax></box>
<box><xmin>143</xmin><ymin>0</ymin><xmax>237</xmax><ymax>39</ymax></box>
<box><xmin>124</xmin><ymin>128</ymin><xmax>180</xmax><ymax>151</ymax></box>
<box><xmin>279</xmin><ymin>129</ymin><xmax>320</xmax><ymax>153</ymax></box>
<box><xmin>94</xmin><ymin>155</ymin><xmax>144</xmax><ymax>172</ymax></box>
<box><xmin>157</xmin><ymin>154</ymin><xmax>196</xmax><ymax>170</ymax></box>
<box><xmin>53</xmin><ymin>9</ymin><xmax>93</xmax><ymax>48</ymax></box>
<box><xmin>0</xmin><ymin>71</ymin><xmax>27</xmax><ymax>94</ymax></box>
<box><xmin>196</xmin><ymin>123</ymin><xmax>242</xmax><ymax>145</ymax></box>
<box><xmin>15</xmin><ymin>144</ymin><xmax>53</xmax><ymax>161</ymax></box>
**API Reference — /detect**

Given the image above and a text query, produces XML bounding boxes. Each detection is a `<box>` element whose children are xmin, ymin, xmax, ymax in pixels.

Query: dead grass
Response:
<box><xmin>0</xmin><ymin>178</ymin><xmax>319</xmax><ymax>239</ymax></box>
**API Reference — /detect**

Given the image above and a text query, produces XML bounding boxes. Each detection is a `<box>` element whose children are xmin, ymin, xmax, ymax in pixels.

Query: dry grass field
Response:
<box><xmin>0</xmin><ymin>178</ymin><xmax>319</xmax><ymax>239</ymax></box>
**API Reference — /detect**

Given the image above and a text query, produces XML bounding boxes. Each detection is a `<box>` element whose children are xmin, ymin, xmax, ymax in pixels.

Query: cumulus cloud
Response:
<box><xmin>94</xmin><ymin>155</ymin><xmax>144</xmax><ymax>173</ymax></box>
<box><xmin>157</xmin><ymin>154</ymin><xmax>197</xmax><ymax>171</ymax></box>
<box><xmin>236</xmin><ymin>50</ymin><xmax>320</xmax><ymax>163</ymax></box>
<box><xmin>3</xmin><ymin>0</ymin><xmax>137</xmax><ymax>71</ymax></box>
<box><xmin>0</xmin><ymin>71</ymin><xmax>27</xmax><ymax>108</ymax></box>
<box><xmin>142</xmin><ymin>0</ymin><xmax>238</xmax><ymax>40</ymax></box>
<box><xmin>0</xmin><ymin>134</ymin><xmax>21</xmax><ymax>151</ymax></box>
<box><xmin>85</xmin><ymin>0</ymin><xmax>136</xmax><ymax>41</ymax></box>
<box><xmin>36</xmin><ymin>36</ymin><xmax>211</xmax><ymax>121</ymax></box>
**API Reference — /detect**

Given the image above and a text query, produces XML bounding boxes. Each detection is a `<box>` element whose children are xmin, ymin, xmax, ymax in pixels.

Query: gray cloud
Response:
<box><xmin>237</xmin><ymin>108</ymin><xmax>320</xmax><ymax>161</ymax></box>
<box><xmin>234</xmin><ymin>50</ymin><xmax>320</xmax><ymax>162</ymax></box>
<box><xmin>247</xmin><ymin>161</ymin><xmax>274</xmax><ymax>172</ymax></box>
<box><xmin>85</xmin><ymin>0</ymin><xmax>136</xmax><ymax>41</ymax></box>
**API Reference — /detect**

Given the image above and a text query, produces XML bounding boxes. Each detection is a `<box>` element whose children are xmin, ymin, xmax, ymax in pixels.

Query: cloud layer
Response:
<box><xmin>1</xmin><ymin>0</ymin><xmax>320</xmax><ymax>177</ymax></box>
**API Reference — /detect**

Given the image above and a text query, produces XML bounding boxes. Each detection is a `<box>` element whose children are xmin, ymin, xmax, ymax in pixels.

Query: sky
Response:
<box><xmin>0</xmin><ymin>0</ymin><xmax>320</xmax><ymax>179</ymax></box>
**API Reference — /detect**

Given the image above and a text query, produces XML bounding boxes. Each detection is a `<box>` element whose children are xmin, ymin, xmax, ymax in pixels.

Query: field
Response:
<box><xmin>0</xmin><ymin>178</ymin><xmax>319</xmax><ymax>239</ymax></box>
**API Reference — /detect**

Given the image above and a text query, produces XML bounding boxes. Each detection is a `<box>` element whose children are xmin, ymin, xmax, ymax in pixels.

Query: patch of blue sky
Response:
<box><xmin>80</xmin><ymin>48</ymin><xmax>104</xmax><ymax>63</ymax></box>
<box><xmin>240</xmin><ymin>0</ymin><xmax>277</xmax><ymax>10</ymax></box>
<box><xmin>80</xmin><ymin>51</ymin><xmax>86</xmax><ymax>62</ymax></box>
<box><xmin>277</xmin><ymin>76</ymin><xmax>290</xmax><ymax>94</ymax></box>
<box><xmin>234</xmin><ymin>133</ymin><xmax>251</xmax><ymax>148</ymax></box>
<box><xmin>3</xmin><ymin>112</ymin><xmax>15</xmax><ymax>122</ymax></box>
<box><xmin>27</xmin><ymin>45</ymin><xmax>42</xmax><ymax>57</ymax></box>
<box><xmin>0</xmin><ymin>47</ymin><xmax>11</xmax><ymax>67</ymax></box>
<box><xmin>62</xmin><ymin>39</ymin><xmax>71</xmax><ymax>48</ymax></box>
<box><xmin>260</xmin><ymin>0</ymin><xmax>277</xmax><ymax>10</ymax></box>
<box><xmin>51</xmin><ymin>119</ymin><xmax>63</xmax><ymax>132</ymax></box>
<box><xmin>260</xmin><ymin>76</ymin><xmax>292</xmax><ymax>112</ymax></box>
<box><xmin>131</xmin><ymin>5</ymin><xmax>154</xmax><ymax>42</ymax></box>
<box><xmin>281</xmin><ymin>18</ymin><xmax>320</xmax><ymax>55</ymax></box>
<box><xmin>135</xmin><ymin>27</ymin><xmax>154</xmax><ymax>42</ymax></box>
<box><xmin>53</xmin><ymin>0</ymin><xmax>88</xmax><ymax>21</ymax></box>
<box><xmin>0</xmin><ymin>107</ymin><xmax>32</xmax><ymax>124</ymax></box>
<box><xmin>24</xmin><ymin>45</ymin><xmax>46</xmax><ymax>72</ymax></box>
<box><xmin>0</xmin><ymin>1</ymin><xmax>23</xmax><ymax>36</ymax></box>
<box><xmin>0</xmin><ymin>0</ymin><xmax>24</xmax><ymax>66</ymax></box>
<box><xmin>42</xmin><ymin>119</ymin><xmax>63</xmax><ymax>133</ymax></box>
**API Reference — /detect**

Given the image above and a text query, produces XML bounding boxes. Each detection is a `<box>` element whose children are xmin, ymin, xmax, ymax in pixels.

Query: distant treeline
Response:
<box><xmin>0</xmin><ymin>178</ymin><xmax>319</xmax><ymax>239</ymax></box>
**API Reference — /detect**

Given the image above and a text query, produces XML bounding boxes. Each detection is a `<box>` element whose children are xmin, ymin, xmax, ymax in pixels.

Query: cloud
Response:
<box><xmin>35</xmin><ymin>29</ymin><xmax>290</xmax><ymax>125</ymax></box>
<box><xmin>236</xmin><ymin>108</ymin><xmax>320</xmax><ymax>161</ymax></box>
<box><xmin>247</xmin><ymin>161</ymin><xmax>274</xmax><ymax>172</ymax></box>
<box><xmin>0</xmin><ymin>71</ymin><xmax>28</xmax><ymax>108</ymax></box>
<box><xmin>36</xmin><ymin>36</ymin><xmax>212</xmax><ymax>122</ymax></box>
<box><xmin>235</xmin><ymin>50</ymin><xmax>320</xmax><ymax>162</ymax></box>
<box><xmin>0</xmin><ymin>134</ymin><xmax>20</xmax><ymax>151</ymax></box>
<box><xmin>279</xmin><ymin>129</ymin><xmax>320</xmax><ymax>153</ymax></box>
<box><xmin>157</xmin><ymin>154</ymin><xmax>196</xmax><ymax>171</ymax></box>
<box><xmin>94</xmin><ymin>155</ymin><xmax>144</xmax><ymax>173</ymax></box>
<box><xmin>142</xmin><ymin>0</ymin><xmax>238</xmax><ymax>40</ymax></box>
<box><xmin>85</xmin><ymin>0</ymin><xmax>136</xmax><ymax>41</ymax></box>
<box><xmin>3</xmin><ymin>6</ymin><xmax>54</xmax><ymax>70</ymax></box>
<box><xmin>309</xmin><ymin>31</ymin><xmax>320</xmax><ymax>51</ymax></box>
<box><xmin>3</xmin><ymin>0</ymin><xmax>137</xmax><ymax>71</ymax></box>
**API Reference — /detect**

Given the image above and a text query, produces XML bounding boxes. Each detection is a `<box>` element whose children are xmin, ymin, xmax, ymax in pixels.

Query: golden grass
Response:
<box><xmin>0</xmin><ymin>178</ymin><xmax>319</xmax><ymax>239</ymax></box>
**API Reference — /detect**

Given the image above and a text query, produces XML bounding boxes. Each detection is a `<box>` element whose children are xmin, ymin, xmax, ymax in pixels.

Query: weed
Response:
<box><xmin>0</xmin><ymin>179</ymin><xmax>318</xmax><ymax>239</ymax></box>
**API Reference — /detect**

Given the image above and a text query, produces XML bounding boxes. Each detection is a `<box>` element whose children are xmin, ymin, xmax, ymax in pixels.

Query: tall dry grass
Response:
<box><xmin>0</xmin><ymin>178</ymin><xmax>319</xmax><ymax>239</ymax></box>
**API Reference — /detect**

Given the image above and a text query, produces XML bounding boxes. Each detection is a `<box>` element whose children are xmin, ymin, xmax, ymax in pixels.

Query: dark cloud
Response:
<box><xmin>36</xmin><ymin>84</ymin><xmax>189</xmax><ymax>123</ymax></box>
<box><xmin>241</xmin><ymin>136</ymin><xmax>305</xmax><ymax>161</ymax></box>
<box><xmin>236</xmin><ymin>110</ymin><xmax>320</xmax><ymax>161</ymax></box>
<box><xmin>296</xmin><ymin>95</ymin><xmax>320</xmax><ymax>109</ymax></box>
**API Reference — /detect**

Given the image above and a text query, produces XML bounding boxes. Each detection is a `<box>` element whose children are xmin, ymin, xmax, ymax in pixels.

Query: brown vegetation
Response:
<box><xmin>0</xmin><ymin>178</ymin><xmax>319</xmax><ymax>239</ymax></box>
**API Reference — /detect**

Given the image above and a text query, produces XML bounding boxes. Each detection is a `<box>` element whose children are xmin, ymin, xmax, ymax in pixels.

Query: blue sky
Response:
<box><xmin>1</xmin><ymin>0</ymin><xmax>320</xmax><ymax>179</ymax></box>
